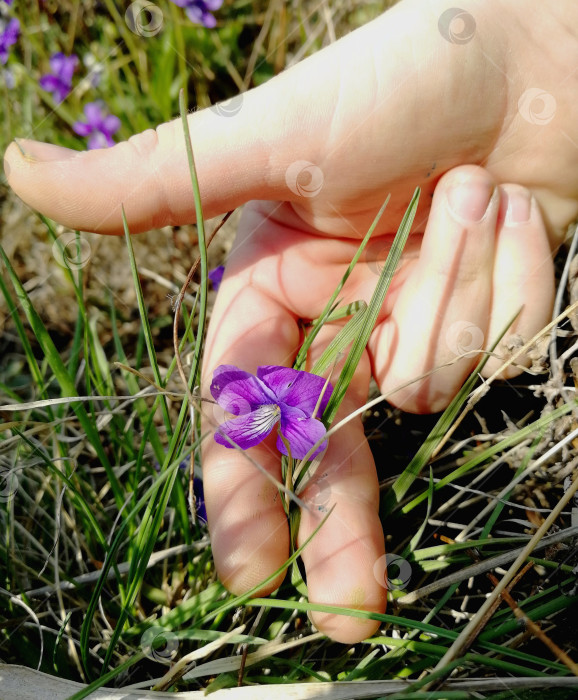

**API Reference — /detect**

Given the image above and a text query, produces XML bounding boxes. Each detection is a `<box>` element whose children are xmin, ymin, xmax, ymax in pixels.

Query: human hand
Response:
<box><xmin>4</xmin><ymin>0</ymin><xmax>576</xmax><ymax>643</ymax></box>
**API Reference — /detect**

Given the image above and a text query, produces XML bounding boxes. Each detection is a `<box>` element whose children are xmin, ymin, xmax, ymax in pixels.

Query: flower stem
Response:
<box><xmin>278</xmin><ymin>430</ymin><xmax>294</xmax><ymax>510</ymax></box>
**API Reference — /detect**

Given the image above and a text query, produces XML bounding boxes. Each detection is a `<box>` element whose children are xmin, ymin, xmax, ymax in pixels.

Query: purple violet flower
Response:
<box><xmin>39</xmin><ymin>52</ymin><xmax>78</xmax><ymax>102</ymax></box>
<box><xmin>73</xmin><ymin>101</ymin><xmax>121</xmax><ymax>149</ymax></box>
<box><xmin>192</xmin><ymin>476</ymin><xmax>207</xmax><ymax>524</ymax></box>
<box><xmin>210</xmin><ymin>365</ymin><xmax>332</xmax><ymax>459</ymax></box>
<box><xmin>153</xmin><ymin>460</ymin><xmax>207</xmax><ymax>524</ymax></box>
<box><xmin>208</xmin><ymin>265</ymin><xmax>225</xmax><ymax>291</ymax></box>
<box><xmin>169</xmin><ymin>0</ymin><xmax>223</xmax><ymax>29</ymax></box>
<box><xmin>0</xmin><ymin>17</ymin><xmax>19</xmax><ymax>65</ymax></box>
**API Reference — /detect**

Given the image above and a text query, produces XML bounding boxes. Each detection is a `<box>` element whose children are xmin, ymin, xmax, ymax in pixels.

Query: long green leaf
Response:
<box><xmin>401</xmin><ymin>398</ymin><xmax>577</xmax><ymax>513</ymax></box>
<box><xmin>122</xmin><ymin>209</ymin><xmax>173</xmax><ymax>438</ymax></box>
<box><xmin>293</xmin><ymin>197</ymin><xmax>389</xmax><ymax>371</ymax></box>
<box><xmin>323</xmin><ymin>189</ymin><xmax>419</xmax><ymax>425</ymax></box>
<box><xmin>0</xmin><ymin>243</ymin><xmax>124</xmax><ymax>509</ymax></box>
<box><xmin>311</xmin><ymin>304</ymin><xmax>367</xmax><ymax>376</ymax></box>
<box><xmin>383</xmin><ymin>309</ymin><xmax>523</xmax><ymax>514</ymax></box>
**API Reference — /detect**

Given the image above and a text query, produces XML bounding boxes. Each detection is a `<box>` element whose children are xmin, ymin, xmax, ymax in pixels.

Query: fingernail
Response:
<box><xmin>447</xmin><ymin>176</ymin><xmax>495</xmax><ymax>223</ymax></box>
<box><xmin>13</xmin><ymin>138</ymin><xmax>79</xmax><ymax>163</ymax></box>
<box><xmin>502</xmin><ymin>186</ymin><xmax>532</xmax><ymax>225</ymax></box>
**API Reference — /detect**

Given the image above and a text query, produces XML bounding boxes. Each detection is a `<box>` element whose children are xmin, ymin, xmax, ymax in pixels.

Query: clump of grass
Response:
<box><xmin>2</xmin><ymin>138</ymin><xmax>578</xmax><ymax>695</ymax></box>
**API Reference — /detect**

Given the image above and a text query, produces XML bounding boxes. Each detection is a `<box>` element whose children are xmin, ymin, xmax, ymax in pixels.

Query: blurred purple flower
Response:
<box><xmin>2</xmin><ymin>67</ymin><xmax>14</xmax><ymax>88</ymax></box>
<box><xmin>208</xmin><ymin>265</ymin><xmax>225</xmax><ymax>291</ymax></box>
<box><xmin>39</xmin><ymin>52</ymin><xmax>78</xmax><ymax>102</ymax></box>
<box><xmin>153</xmin><ymin>460</ymin><xmax>207</xmax><ymax>525</ymax></box>
<box><xmin>192</xmin><ymin>476</ymin><xmax>207</xmax><ymax>524</ymax></box>
<box><xmin>210</xmin><ymin>365</ymin><xmax>332</xmax><ymax>459</ymax></box>
<box><xmin>73</xmin><ymin>101</ymin><xmax>121</xmax><ymax>149</ymax></box>
<box><xmin>169</xmin><ymin>0</ymin><xmax>223</xmax><ymax>28</ymax></box>
<box><xmin>0</xmin><ymin>17</ymin><xmax>19</xmax><ymax>65</ymax></box>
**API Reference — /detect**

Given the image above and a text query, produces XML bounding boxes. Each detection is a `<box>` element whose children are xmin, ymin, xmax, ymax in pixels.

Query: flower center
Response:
<box><xmin>244</xmin><ymin>404</ymin><xmax>281</xmax><ymax>439</ymax></box>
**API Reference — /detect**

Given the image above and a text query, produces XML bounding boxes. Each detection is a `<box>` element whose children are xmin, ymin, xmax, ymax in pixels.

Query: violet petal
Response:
<box><xmin>277</xmin><ymin>405</ymin><xmax>328</xmax><ymax>459</ymax></box>
<box><xmin>212</xmin><ymin>374</ymin><xmax>275</xmax><ymax>415</ymax></box>
<box><xmin>84</xmin><ymin>102</ymin><xmax>104</xmax><ymax>126</ymax></box>
<box><xmin>72</xmin><ymin>120</ymin><xmax>92</xmax><ymax>137</ymax></box>
<box><xmin>87</xmin><ymin>131</ymin><xmax>113</xmax><ymax>149</ymax></box>
<box><xmin>211</xmin><ymin>365</ymin><xmax>258</xmax><ymax>403</ymax></box>
<box><xmin>204</xmin><ymin>0</ymin><xmax>224</xmax><ymax>10</ymax></box>
<box><xmin>101</xmin><ymin>113</ymin><xmax>121</xmax><ymax>136</ymax></box>
<box><xmin>208</xmin><ymin>264</ymin><xmax>224</xmax><ymax>290</ymax></box>
<box><xmin>59</xmin><ymin>55</ymin><xmax>78</xmax><ymax>83</ymax></box>
<box><xmin>185</xmin><ymin>6</ymin><xmax>205</xmax><ymax>24</ymax></box>
<box><xmin>214</xmin><ymin>404</ymin><xmax>281</xmax><ymax>450</ymax></box>
<box><xmin>39</xmin><ymin>74</ymin><xmax>60</xmax><ymax>92</ymax></box>
<box><xmin>49</xmin><ymin>52</ymin><xmax>65</xmax><ymax>75</ymax></box>
<box><xmin>258</xmin><ymin>366</ymin><xmax>331</xmax><ymax>416</ymax></box>
<box><xmin>200</xmin><ymin>11</ymin><xmax>217</xmax><ymax>28</ymax></box>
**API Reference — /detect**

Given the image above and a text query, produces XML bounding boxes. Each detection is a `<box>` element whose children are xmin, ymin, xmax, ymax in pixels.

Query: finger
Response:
<box><xmin>370</xmin><ymin>165</ymin><xmax>499</xmax><ymax>413</ymax></box>
<box><xmin>482</xmin><ymin>184</ymin><xmax>554</xmax><ymax>378</ymax></box>
<box><xmin>200</xmin><ymin>244</ymin><xmax>300</xmax><ymax>596</ymax></box>
<box><xmin>4</xmin><ymin>2</ymin><xmax>506</xmax><ymax>237</ymax></box>
<box><xmin>297</xmin><ymin>325</ymin><xmax>386</xmax><ymax>644</ymax></box>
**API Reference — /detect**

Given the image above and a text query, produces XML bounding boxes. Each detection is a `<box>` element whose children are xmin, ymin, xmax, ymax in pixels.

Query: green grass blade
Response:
<box><xmin>323</xmin><ymin>189</ymin><xmax>419</xmax><ymax>426</ymax></box>
<box><xmin>293</xmin><ymin>198</ymin><xmax>389</xmax><ymax>371</ymax></box>
<box><xmin>310</xmin><ymin>305</ymin><xmax>368</xmax><ymax>376</ymax></box>
<box><xmin>0</xmin><ymin>270</ymin><xmax>50</xmax><ymax>410</ymax></box>
<box><xmin>122</xmin><ymin>209</ymin><xmax>173</xmax><ymax>438</ymax></box>
<box><xmin>480</xmin><ymin>434</ymin><xmax>540</xmax><ymax>539</ymax></box>
<box><xmin>383</xmin><ymin>309</ymin><xmax>524</xmax><ymax>515</ymax></box>
<box><xmin>0</xmin><ymin>243</ymin><xmax>124</xmax><ymax>509</ymax></box>
<box><xmin>401</xmin><ymin>398</ymin><xmax>577</xmax><ymax>514</ymax></box>
<box><xmin>178</xmin><ymin>87</ymin><xmax>209</xmax><ymax>395</ymax></box>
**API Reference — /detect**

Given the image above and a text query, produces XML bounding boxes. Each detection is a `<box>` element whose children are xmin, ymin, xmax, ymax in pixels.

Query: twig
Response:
<box><xmin>422</xmin><ymin>473</ymin><xmax>578</xmax><ymax>688</ymax></box>
<box><xmin>431</xmin><ymin>299</ymin><xmax>578</xmax><ymax>461</ymax></box>
<box><xmin>550</xmin><ymin>223</ymin><xmax>578</xmax><ymax>377</ymax></box>
<box><xmin>485</xmin><ymin>561</ymin><xmax>578</xmax><ymax>674</ymax></box>
<box><xmin>397</xmin><ymin>524</ymin><xmax>578</xmax><ymax>605</ymax></box>
<box><xmin>450</xmin><ymin>537</ymin><xmax>578</xmax><ymax>675</ymax></box>
<box><xmin>152</xmin><ymin>625</ymin><xmax>246</xmax><ymax>691</ymax></box>
<box><xmin>23</xmin><ymin>542</ymin><xmax>208</xmax><ymax>598</ymax></box>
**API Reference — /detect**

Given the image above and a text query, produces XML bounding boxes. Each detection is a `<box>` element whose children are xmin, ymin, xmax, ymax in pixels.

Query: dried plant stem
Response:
<box><xmin>425</xmin><ymin>473</ymin><xmax>578</xmax><ymax>687</ymax></box>
<box><xmin>431</xmin><ymin>299</ymin><xmax>578</xmax><ymax>461</ymax></box>
<box><xmin>485</xmin><ymin>562</ymin><xmax>578</xmax><ymax>674</ymax></box>
<box><xmin>397</xmin><ymin>524</ymin><xmax>578</xmax><ymax>605</ymax></box>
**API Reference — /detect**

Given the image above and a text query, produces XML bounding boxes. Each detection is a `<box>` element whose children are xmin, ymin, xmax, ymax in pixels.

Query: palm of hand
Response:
<box><xmin>201</xmin><ymin>169</ymin><xmax>554</xmax><ymax>643</ymax></box>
